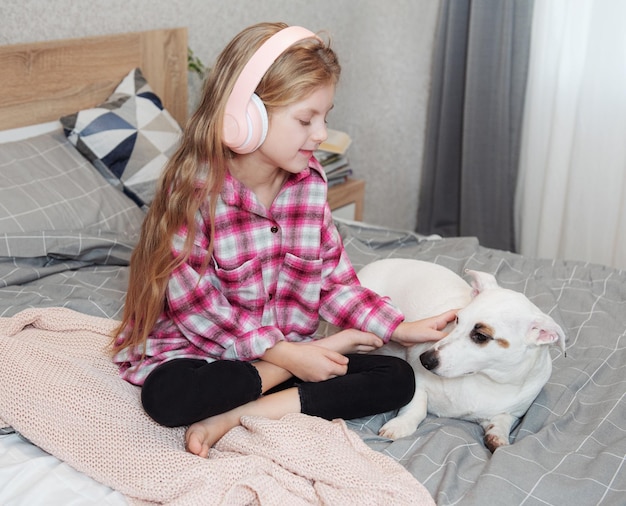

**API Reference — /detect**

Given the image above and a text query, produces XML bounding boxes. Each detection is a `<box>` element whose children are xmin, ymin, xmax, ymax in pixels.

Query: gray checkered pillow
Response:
<box><xmin>60</xmin><ymin>68</ymin><xmax>182</xmax><ymax>207</ymax></box>
<box><xmin>0</xmin><ymin>129</ymin><xmax>146</xmax><ymax>235</ymax></box>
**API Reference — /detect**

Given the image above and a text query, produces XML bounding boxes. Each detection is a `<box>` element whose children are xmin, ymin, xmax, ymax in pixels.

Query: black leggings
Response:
<box><xmin>141</xmin><ymin>354</ymin><xmax>415</xmax><ymax>427</ymax></box>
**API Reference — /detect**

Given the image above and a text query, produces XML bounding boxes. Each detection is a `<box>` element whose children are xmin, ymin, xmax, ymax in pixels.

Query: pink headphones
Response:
<box><xmin>223</xmin><ymin>26</ymin><xmax>319</xmax><ymax>154</ymax></box>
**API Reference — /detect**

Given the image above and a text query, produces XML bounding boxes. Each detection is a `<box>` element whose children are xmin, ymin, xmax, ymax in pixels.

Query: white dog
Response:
<box><xmin>357</xmin><ymin>258</ymin><xmax>566</xmax><ymax>452</ymax></box>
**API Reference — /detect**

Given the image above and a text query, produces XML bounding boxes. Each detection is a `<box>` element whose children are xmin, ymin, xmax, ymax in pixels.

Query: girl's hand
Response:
<box><xmin>314</xmin><ymin>329</ymin><xmax>384</xmax><ymax>354</ymax></box>
<box><xmin>391</xmin><ymin>309</ymin><xmax>458</xmax><ymax>347</ymax></box>
<box><xmin>262</xmin><ymin>341</ymin><xmax>349</xmax><ymax>382</ymax></box>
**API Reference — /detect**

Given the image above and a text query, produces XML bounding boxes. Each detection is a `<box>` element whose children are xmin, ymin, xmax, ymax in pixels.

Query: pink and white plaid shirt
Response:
<box><xmin>114</xmin><ymin>159</ymin><xmax>404</xmax><ymax>385</ymax></box>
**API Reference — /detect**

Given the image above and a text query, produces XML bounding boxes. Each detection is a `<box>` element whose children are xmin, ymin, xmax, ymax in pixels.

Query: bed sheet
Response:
<box><xmin>0</xmin><ymin>429</ymin><xmax>125</xmax><ymax>505</ymax></box>
<box><xmin>336</xmin><ymin>220</ymin><xmax>626</xmax><ymax>506</ymax></box>
<box><xmin>0</xmin><ymin>230</ymin><xmax>135</xmax><ymax>319</ymax></box>
<box><xmin>0</xmin><ymin>219</ymin><xmax>624</xmax><ymax>505</ymax></box>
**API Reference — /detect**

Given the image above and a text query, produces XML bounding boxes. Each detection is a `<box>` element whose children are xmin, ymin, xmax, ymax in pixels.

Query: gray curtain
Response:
<box><xmin>416</xmin><ymin>0</ymin><xmax>534</xmax><ymax>252</ymax></box>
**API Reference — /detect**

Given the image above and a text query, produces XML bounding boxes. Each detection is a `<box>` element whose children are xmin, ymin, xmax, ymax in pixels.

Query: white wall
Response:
<box><xmin>2</xmin><ymin>0</ymin><xmax>439</xmax><ymax>231</ymax></box>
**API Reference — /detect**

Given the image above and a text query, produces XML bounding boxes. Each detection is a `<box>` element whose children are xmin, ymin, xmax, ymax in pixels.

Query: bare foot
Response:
<box><xmin>185</xmin><ymin>412</ymin><xmax>239</xmax><ymax>458</ymax></box>
<box><xmin>184</xmin><ymin>387</ymin><xmax>302</xmax><ymax>457</ymax></box>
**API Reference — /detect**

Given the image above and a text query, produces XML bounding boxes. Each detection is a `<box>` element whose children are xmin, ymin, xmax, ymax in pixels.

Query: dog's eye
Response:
<box><xmin>471</xmin><ymin>324</ymin><xmax>492</xmax><ymax>344</ymax></box>
<box><xmin>472</xmin><ymin>332</ymin><xmax>490</xmax><ymax>344</ymax></box>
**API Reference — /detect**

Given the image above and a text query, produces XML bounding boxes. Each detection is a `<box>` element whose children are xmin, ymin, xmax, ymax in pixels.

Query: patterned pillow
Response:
<box><xmin>0</xmin><ymin>129</ymin><xmax>146</xmax><ymax>235</ymax></box>
<box><xmin>61</xmin><ymin>68</ymin><xmax>182</xmax><ymax>207</ymax></box>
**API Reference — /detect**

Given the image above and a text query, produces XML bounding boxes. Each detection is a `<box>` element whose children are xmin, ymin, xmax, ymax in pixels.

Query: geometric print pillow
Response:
<box><xmin>61</xmin><ymin>68</ymin><xmax>182</xmax><ymax>208</ymax></box>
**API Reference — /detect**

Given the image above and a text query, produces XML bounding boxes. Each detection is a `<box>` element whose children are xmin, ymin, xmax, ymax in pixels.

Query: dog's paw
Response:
<box><xmin>484</xmin><ymin>431</ymin><xmax>510</xmax><ymax>453</ymax></box>
<box><xmin>481</xmin><ymin>414</ymin><xmax>515</xmax><ymax>453</ymax></box>
<box><xmin>378</xmin><ymin>417</ymin><xmax>417</xmax><ymax>440</ymax></box>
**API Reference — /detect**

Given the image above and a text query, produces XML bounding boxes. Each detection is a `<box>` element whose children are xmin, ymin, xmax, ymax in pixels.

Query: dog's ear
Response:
<box><xmin>465</xmin><ymin>270</ymin><xmax>499</xmax><ymax>297</ymax></box>
<box><xmin>526</xmin><ymin>315</ymin><xmax>567</xmax><ymax>353</ymax></box>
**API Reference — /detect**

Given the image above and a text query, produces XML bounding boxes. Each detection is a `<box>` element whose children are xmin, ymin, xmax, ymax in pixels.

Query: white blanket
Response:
<box><xmin>0</xmin><ymin>307</ymin><xmax>434</xmax><ymax>505</ymax></box>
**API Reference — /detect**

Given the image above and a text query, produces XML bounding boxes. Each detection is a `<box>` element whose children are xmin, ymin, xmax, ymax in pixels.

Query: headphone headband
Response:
<box><xmin>223</xmin><ymin>26</ymin><xmax>319</xmax><ymax>152</ymax></box>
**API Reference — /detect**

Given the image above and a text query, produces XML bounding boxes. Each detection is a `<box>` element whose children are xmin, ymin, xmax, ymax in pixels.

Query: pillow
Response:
<box><xmin>60</xmin><ymin>68</ymin><xmax>182</xmax><ymax>207</ymax></box>
<box><xmin>0</xmin><ymin>129</ymin><xmax>146</xmax><ymax>234</ymax></box>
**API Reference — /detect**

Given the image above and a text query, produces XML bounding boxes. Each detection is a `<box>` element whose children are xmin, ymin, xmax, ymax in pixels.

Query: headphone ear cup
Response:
<box><xmin>223</xmin><ymin>27</ymin><xmax>319</xmax><ymax>154</ymax></box>
<box><xmin>230</xmin><ymin>93</ymin><xmax>268</xmax><ymax>154</ymax></box>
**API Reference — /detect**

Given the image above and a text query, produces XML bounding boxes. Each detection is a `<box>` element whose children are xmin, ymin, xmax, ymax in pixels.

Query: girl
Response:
<box><xmin>112</xmin><ymin>22</ymin><xmax>456</xmax><ymax>458</ymax></box>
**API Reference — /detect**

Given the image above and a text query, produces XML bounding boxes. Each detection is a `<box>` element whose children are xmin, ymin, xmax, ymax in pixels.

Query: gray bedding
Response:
<box><xmin>0</xmin><ymin>230</ymin><xmax>135</xmax><ymax>319</ymax></box>
<box><xmin>1</xmin><ymin>218</ymin><xmax>624</xmax><ymax>505</ymax></box>
<box><xmin>338</xmin><ymin>221</ymin><xmax>626</xmax><ymax>506</ymax></box>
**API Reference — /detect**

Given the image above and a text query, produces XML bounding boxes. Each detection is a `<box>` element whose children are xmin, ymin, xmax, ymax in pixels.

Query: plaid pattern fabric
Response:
<box><xmin>61</xmin><ymin>68</ymin><xmax>182</xmax><ymax>207</ymax></box>
<box><xmin>0</xmin><ymin>129</ymin><xmax>145</xmax><ymax>235</ymax></box>
<box><xmin>113</xmin><ymin>162</ymin><xmax>403</xmax><ymax>386</ymax></box>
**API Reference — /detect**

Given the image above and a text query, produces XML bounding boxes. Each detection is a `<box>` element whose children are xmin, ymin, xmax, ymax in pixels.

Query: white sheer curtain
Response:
<box><xmin>515</xmin><ymin>0</ymin><xmax>626</xmax><ymax>269</ymax></box>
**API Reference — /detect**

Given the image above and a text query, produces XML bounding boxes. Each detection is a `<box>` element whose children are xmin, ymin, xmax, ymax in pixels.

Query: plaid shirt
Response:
<box><xmin>114</xmin><ymin>160</ymin><xmax>403</xmax><ymax>385</ymax></box>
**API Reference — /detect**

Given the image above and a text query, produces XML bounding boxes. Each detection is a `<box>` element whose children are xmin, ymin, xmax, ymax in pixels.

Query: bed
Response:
<box><xmin>1</xmin><ymin>28</ymin><xmax>625</xmax><ymax>506</ymax></box>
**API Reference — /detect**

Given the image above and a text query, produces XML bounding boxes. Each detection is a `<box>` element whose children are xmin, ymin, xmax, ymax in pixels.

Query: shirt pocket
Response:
<box><xmin>275</xmin><ymin>253</ymin><xmax>323</xmax><ymax>336</ymax></box>
<box><xmin>214</xmin><ymin>256</ymin><xmax>266</xmax><ymax>315</ymax></box>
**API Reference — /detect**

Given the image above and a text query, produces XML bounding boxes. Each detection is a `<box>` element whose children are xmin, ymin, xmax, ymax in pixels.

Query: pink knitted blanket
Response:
<box><xmin>0</xmin><ymin>307</ymin><xmax>434</xmax><ymax>505</ymax></box>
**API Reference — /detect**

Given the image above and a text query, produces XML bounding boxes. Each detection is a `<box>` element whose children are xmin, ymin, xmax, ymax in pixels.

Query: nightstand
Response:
<box><xmin>327</xmin><ymin>178</ymin><xmax>365</xmax><ymax>221</ymax></box>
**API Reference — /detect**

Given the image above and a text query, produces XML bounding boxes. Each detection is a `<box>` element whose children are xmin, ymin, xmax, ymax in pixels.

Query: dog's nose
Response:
<box><xmin>420</xmin><ymin>350</ymin><xmax>439</xmax><ymax>371</ymax></box>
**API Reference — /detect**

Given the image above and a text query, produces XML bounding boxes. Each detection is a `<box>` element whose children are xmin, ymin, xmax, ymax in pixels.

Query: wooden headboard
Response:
<box><xmin>0</xmin><ymin>27</ymin><xmax>188</xmax><ymax>130</ymax></box>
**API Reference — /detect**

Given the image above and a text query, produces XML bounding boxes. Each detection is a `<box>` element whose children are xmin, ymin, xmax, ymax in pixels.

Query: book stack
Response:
<box><xmin>315</xmin><ymin>129</ymin><xmax>353</xmax><ymax>187</ymax></box>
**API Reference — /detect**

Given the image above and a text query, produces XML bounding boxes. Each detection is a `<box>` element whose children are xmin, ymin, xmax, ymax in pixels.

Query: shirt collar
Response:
<box><xmin>221</xmin><ymin>157</ymin><xmax>325</xmax><ymax>207</ymax></box>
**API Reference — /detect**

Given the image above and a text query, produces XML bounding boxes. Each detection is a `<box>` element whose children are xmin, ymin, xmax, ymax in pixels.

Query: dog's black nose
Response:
<box><xmin>420</xmin><ymin>350</ymin><xmax>439</xmax><ymax>371</ymax></box>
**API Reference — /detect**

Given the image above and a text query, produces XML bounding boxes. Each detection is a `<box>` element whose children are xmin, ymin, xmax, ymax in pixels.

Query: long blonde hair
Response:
<box><xmin>112</xmin><ymin>22</ymin><xmax>341</xmax><ymax>353</ymax></box>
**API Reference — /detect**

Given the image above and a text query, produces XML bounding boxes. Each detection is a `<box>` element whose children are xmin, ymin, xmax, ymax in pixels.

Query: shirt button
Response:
<box><xmin>268</xmin><ymin>293</ymin><xmax>274</xmax><ymax>301</ymax></box>
<box><xmin>270</xmin><ymin>225</ymin><xmax>279</xmax><ymax>233</ymax></box>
